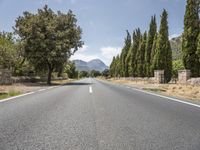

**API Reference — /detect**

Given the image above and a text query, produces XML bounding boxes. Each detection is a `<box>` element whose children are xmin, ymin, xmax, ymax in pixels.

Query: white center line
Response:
<box><xmin>89</xmin><ymin>86</ymin><xmax>93</xmax><ymax>94</ymax></box>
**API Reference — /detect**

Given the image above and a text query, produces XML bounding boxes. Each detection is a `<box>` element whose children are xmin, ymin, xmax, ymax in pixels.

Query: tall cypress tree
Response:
<box><xmin>145</xmin><ymin>15</ymin><xmax>157</xmax><ymax>77</ymax></box>
<box><xmin>182</xmin><ymin>0</ymin><xmax>200</xmax><ymax>77</ymax></box>
<box><xmin>115</xmin><ymin>55</ymin><xmax>121</xmax><ymax>77</ymax></box>
<box><xmin>197</xmin><ymin>34</ymin><xmax>200</xmax><ymax>62</ymax></box>
<box><xmin>110</xmin><ymin>56</ymin><xmax>116</xmax><ymax>77</ymax></box>
<box><xmin>150</xmin><ymin>33</ymin><xmax>157</xmax><ymax>76</ymax></box>
<box><xmin>129</xmin><ymin>28</ymin><xmax>142</xmax><ymax>77</ymax></box>
<box><xmin>137</xmin><ymin>32</ymin><xmax>147</xmax><ymax>77</ymax></box>
<box><xmin>120</xmin><ymin>30</ymin><xmax>132</xmax><ymax>77</ymax></box>
<box><xmin>152</xmin><ymin>9</ymin><xmax>172</xmax><ymax>82</ymax></box>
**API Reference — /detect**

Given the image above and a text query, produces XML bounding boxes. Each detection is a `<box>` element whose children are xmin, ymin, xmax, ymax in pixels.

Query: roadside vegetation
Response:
<box><xmin>110</xmin><ymin>0</ymin><xmax>200</xmax><ymax>81</ymax></box>
<box><xmin>0</xmin><ymin>5</ymin><xmax>83</xmax><ymax>86</ymax></box>
<box><xmin>107</xmin><ymin>0</ymin><xmax>200</xmax><ymax>102</ymax></box>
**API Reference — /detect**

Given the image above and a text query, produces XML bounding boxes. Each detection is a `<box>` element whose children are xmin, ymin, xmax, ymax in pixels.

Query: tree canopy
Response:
<box><xmin>14</xmin><ymin>5</ymin><xmax>83</xmax><ymax>84</ymax></box>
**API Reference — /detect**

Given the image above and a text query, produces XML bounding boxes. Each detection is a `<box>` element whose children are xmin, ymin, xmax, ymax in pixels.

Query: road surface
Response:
<box><xmin>0</xmin><ymin>78</ymin><xmax>200</xmax><ymax>150</ymax></box>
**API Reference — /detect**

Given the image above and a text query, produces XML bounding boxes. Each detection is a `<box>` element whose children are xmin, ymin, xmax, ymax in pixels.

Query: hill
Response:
<box><xmin>170</xmin><ymin>36</ymin><xmax>182</xmax><ymax>60</ymax></box>
<box><xmin>73</xmin><ymin>59</ymin><xmax>108</xmax><ymax>72</ymax></box>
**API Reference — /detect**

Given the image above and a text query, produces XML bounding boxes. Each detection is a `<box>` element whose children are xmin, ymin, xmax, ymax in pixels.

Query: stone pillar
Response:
<box><xmin>178</xmin><ymin>70</ymin><xmax>191</xmax><ymax>84</ymax></box>
<box><xmin>154</xmin><ymin>70</ymin><xmax>165</xmax><ymax>84</ymax></box>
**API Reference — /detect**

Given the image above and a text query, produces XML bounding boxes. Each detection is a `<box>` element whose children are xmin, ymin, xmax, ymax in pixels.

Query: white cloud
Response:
<box><xmin>100</xmin><ymin>46</ymin><xmax>121</xmax><ymax>59</ymax></box>
<box><xmin>70</xmin><ymin>45</ymin><xmax>100</xmax><ymax>62</ymax></box>
<box><xmin>100</xmin><ymin>46</ymin><xmax>122</xmax><ymax>66</ymax></box>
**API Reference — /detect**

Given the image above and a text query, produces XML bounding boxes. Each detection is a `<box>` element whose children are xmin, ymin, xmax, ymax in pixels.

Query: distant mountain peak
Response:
<box><xmin>73</xmin><ymin>59</ymin><xmax>108</xmax><ymax>72</ymax></box>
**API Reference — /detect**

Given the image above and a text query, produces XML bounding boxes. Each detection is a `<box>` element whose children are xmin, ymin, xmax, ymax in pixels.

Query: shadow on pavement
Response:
<box><xmin>63</xmin><ymin>82</ymin><xmax>92</xmax><ymax>86</ymax></box>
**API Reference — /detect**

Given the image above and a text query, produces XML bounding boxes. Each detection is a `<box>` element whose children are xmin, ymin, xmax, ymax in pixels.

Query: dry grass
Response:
<box><xmin>108</xmin><ymin>78</ymin><xmax>200</xmax><ymax>102</ymax></box>
<box><xmin>0</xmin><ymin>79</ymin><xmax>74</xmax><ymax>100</ymax></box>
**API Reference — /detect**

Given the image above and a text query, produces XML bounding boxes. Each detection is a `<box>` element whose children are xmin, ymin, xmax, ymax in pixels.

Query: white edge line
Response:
<box><xmin>0</xmin><ymin>92</ymin><xmax>35</xmax><ymax>103</ymax></box>
<box><xmin>0</xmin><ymin>85</ymin><xmax>60</xmax><ymax>103</ymax></box>
<box><xmin>130</xmin><ymin>86</ymin><xmax>200</xmax><ymax>108</ymax></box>
<box><xmin>38</xmin><ymin>89</ymin><xmax>46</xmax><ymax>92</ymax></box>
<box><xmin>99</xmin><ymin>79</ymin><xmax>200</xmax><ymax>108</ymax></box>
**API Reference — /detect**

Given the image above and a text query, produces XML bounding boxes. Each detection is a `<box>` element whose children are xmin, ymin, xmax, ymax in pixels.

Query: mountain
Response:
<box><xmin>73</xmin><ymin>59</ymin><xmax>108</xmax><ymax>72</ymax></box>
<box><xmin>170</xmin><ymin>36</ymin><xmax>182</xmax><ymax>60</ymax></box>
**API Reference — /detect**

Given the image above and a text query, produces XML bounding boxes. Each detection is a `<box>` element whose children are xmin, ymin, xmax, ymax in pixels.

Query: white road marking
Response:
<box><xmin>98</xmin><ymin>79</ymin><xmax>200</xmax><ymax>108</ymax></box>
<box><xmin>0</xmin><ymin>92</ymin><xmax>35</xmax><ymax>103</ymax></box>
<box><xmin>38</xmin><ymin>89</ymin><xmax>46</xmax><ymax>92</ymax></box>
<box><xmin>0</xmin><ymin>85</ymin><xmax>60</xmax><ymax>103</ymax></box>
<box><xmin>130</xmin><ymin>87</ymin><xmax>200</xmax><ymax>108</ymax></box>
<box><xmin>89</xmin><ymin>86</ymin><xmax>93</xmax><ymax>94</ymax></box>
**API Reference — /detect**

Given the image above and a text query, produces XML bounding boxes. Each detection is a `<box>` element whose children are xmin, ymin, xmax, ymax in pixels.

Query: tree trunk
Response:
<box><xmin>57</xmin><ymin>67</ymin><xmax>63</xmax><ymax>77</ymax></box>
<box><xmin>47</xmin><ymin>65</ymin><xmax>53</xmax><ymax>85</ymax></box>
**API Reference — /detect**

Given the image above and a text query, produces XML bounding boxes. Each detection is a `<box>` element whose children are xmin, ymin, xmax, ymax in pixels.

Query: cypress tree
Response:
<box><xmin>145</xmin><ymin>15</ymin><xmax>157</xmax><ymax>77</ymax></box>
<box><xmin>110</xmin><ymin>56</ymin><xmax>116</xmax><ymax>77</ymax></box>
<box><xmin>129</xmin><ymin>28</ymin><xmax>142</xmax><ymax>77</ymax></box>
<box><xmin>197</xmin><ymin>34</ymin><xmax>200</xmax><ymax>62</ymax></box>
<box><xmin>182</xmin><ymin>0</ymin><xmax>200</xmax><ymax>77</ymax></box>
<box><xmin>150</xmin><ymin>33</ymin><xmax>157</xmax><ymax>76</ymax></box>
<box><xmin>120</xmin><ymin>30</ymin><xmax>132</xmax><ymax>77</ymax></box>
<box><xmin>115</xmin><ymin>55</ymin><xmax>121</xmax><ymax>77</ymax></box>
<box><xmin>137</xmin><ymin>32</ymin><xmax>147</xmax><ymax>77</ymax></box>
<box><xmin>152</xmin><ymin>9</ymin><xmax>172</xmax><ymax>82</ymax></box>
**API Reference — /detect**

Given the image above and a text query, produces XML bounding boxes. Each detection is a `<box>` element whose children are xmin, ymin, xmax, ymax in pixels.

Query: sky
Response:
<box><xmin>0</xmin><ymin>0</ymin><xmax>186</xmax><ymax>65</ymax></box>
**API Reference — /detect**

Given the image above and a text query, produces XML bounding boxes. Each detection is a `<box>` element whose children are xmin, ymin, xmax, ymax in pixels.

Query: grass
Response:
<box><xmin>0</xmin><ymin>89</ymin><xmax>21</xmax><ymax>100</ymax></box>
<box><xmin>143</xmin><ymin>88</ymin><xmax>166</xmax><ymax>93</ymax></box>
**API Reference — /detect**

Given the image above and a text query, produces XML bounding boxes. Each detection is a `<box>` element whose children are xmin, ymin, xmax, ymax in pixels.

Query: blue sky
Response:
<box><xmin>0</xmin><ymin>0</ymin><xmax>186</xmax><ymax>65</ymax></box>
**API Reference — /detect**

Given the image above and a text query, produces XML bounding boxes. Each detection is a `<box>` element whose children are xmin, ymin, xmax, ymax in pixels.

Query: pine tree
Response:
<box><xmin>182</xmin><ymin>0</ymin><xmax>200</xmax><ymax>77</ymax></box>
<box><xmin>120</xmin><ymin>30</ymin><xmax>132</xmax><ymax>77</ymax></box>
<box><xmin>137</xmin><ymin>32</ymin><xmax>147</xmax><ymax>77</ymax></box>
<box><xmin>152</xmin><ymin>9</ymin><xmax>172</xmax><ymax>82</ymax></box>
<box><xmin>145</xmin><ymin>15</ymin><xmax>157</xmax><ymax>77</ymax></box>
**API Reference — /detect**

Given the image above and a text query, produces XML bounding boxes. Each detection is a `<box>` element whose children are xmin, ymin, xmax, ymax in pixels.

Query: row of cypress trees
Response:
<box><xmin>182</xmin><ymin>0</ymin><xmax>200</xmax><ymax>77</ymax></box>
<box><xmin>110</xmin><ymin>9</ymin><xmax>172</xmax><ymax>82</ymax></box>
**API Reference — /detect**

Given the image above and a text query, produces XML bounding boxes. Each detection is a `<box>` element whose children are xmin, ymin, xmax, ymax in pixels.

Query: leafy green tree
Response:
<box><xmin>90</xmin><ymin>70</ymin><xmax>101</xmax><ymax>77</ymax></box>
<box><xmin>152</xmin><ymin>9</ymin><xmax>172</xmax><ymax>82</ymax></box>
<box><xmin>102</xmin><ymin>69</ymin><xmax>109</xmax><ymax>78</ymax></box>
<box><xmin>182</xmin><ymin>0</ymin><xmax>200</xmax><ymax>77</ymax></box>
<box><xmin>0</xmin><ymin>32</ymin><xmax>16</xmax><ymax>69</ymax></box>
<box><xmin>137</xmin><ymin>32</ymin><xmax>147</xmax><ymax>77</ymax></box>
<box><xmin>172</xmin><ymin>59</ymin><xmax>184</xmax><ymax>78</ymax></box>
<box><xmin>145</xmin><ymin>15</ymin><xmax>157</xmax><ymax>77</ymax></box>
<box><xmin>66</xmin><ymin>62</ymin><xmax>78</xmax><ymax>79</ymax></box>
<box><xmin>79</xmin><ymin>71</ymin><xmax>89</xmax><ymax>78</ymax></box>
<box><xmin>120</xmin><ymin>30</ymin><xmax>131</xmax><ymax>77</ymax></box>
<box><xmin>14</xmin><ymin>5</ymin><xmax>83</xmax><ymax>84</ymax></box>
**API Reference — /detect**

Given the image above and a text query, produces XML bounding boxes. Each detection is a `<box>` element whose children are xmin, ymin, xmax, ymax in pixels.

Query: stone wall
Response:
<box><xmin>0</xmin><ymin>69</ymin><xmax>12</xmax><ymax>85</ymax></box>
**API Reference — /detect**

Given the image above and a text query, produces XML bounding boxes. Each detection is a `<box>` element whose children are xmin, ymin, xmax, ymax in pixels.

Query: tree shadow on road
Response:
<box><xmin>63</xmin><ymin>82</ymin><xmax>92</xmax><ymax>86</ymax></box>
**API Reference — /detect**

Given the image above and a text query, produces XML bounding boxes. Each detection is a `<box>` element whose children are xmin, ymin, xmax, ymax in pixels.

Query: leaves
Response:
<box><xmin>14</xmin><ymin>5</ymin><xmax>83</xmax><ymax>84</ymax></box>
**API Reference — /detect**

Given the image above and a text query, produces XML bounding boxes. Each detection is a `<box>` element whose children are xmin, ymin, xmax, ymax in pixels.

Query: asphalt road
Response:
<box><xmin>0</xmin><ymin>78</ymin><xmax>200</xmax><ymax>150</ymax></box>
